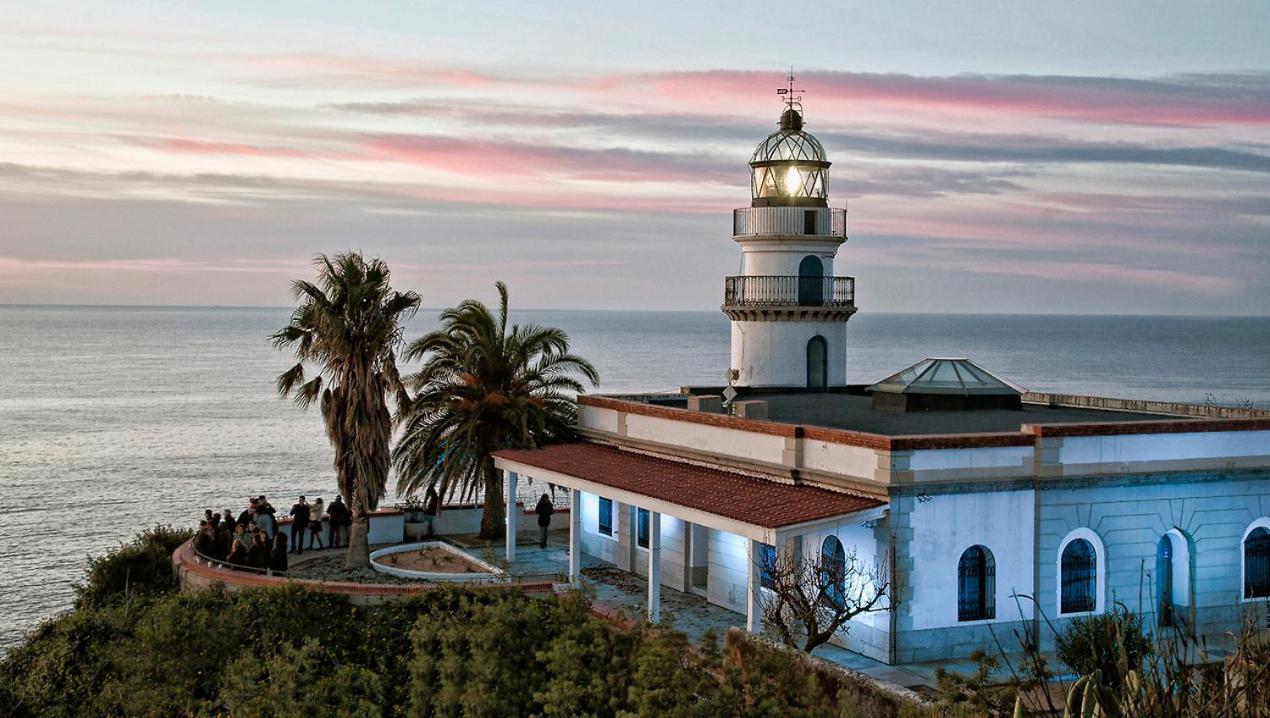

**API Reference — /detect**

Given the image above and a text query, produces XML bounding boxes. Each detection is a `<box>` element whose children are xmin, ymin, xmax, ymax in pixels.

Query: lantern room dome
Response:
<box><xmin>749</xmin><ymin>106</ymin><xmax>830</xmax><ymax>207</ymax></box>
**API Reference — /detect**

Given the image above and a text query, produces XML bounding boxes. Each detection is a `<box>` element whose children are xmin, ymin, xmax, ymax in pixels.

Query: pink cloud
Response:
<box><xmin>357</xmin><ymin>134</ymin><xmax>735</xmax><ymax>184</ymax></box>
<box><xmin>132</xmin><ymin>137</ymin><xmax>314</xmax><ymax>158</ymax></box>
<box><xmin>267</xmin><ymin>57</ymin><xmax>1269</xmax><ymax>128</ymax></box>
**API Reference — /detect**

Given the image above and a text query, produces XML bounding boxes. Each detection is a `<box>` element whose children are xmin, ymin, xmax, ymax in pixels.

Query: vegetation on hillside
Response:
<box><xmin>7</xmin><ymin>530</ymin><xmax>1267</xmax><ymax>717</ymax></box>
<box><xmin>392</xmin><ymin>281</ymin><xmax>599</xmax><ymax>539</ymax></box>
<box><xmin>272</xmin><ymin>252</ymin><xmax>421</xmax><ymax>568</ymax></box>
<box><xmin>2</xmin><ymin>530</ymin><xmax>923</xmax><ymax>718</ymax></box>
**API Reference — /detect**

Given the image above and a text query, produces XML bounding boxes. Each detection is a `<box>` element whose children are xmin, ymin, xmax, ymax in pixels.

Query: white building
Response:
<box><xmin>494</xmin><ymin>94</ymin><xmax>1270</xmax><ymax>665</ymax></box>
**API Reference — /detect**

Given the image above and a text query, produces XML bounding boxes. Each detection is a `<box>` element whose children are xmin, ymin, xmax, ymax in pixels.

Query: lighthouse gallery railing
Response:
<box><xmin>724</xmin><ymin>275</ymin><xmax>855</xmax><ymax>307</ymax></box>
<box><xmin>732</xmin><ymin>207</ymin><xmax>847</xmax><ymax>237</ymax></box>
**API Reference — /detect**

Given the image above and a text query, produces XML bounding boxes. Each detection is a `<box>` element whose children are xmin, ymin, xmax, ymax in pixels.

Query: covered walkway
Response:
<box><xmin>493</xmin><ymin>441</ymin><xmax>885</xmax><ymax>637</ymax></box>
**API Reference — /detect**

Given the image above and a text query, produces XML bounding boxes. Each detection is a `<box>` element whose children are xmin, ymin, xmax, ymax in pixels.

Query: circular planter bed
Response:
<box><xmin>369</xmin><ymin>541</ymin><xmax>506</xmax><ymax>583</ymax></box>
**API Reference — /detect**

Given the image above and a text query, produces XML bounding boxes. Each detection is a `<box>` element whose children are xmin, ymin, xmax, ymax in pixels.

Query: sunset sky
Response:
<box><xmin>2</xmin><ymin>1</ymin><xmax>1268</xmax><ymax>314</ymax></box>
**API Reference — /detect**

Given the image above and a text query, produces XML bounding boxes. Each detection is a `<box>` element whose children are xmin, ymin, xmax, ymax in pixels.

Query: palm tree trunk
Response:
<box><xmin>478</xmin><ymin>457</ymin><xmax>504</xmax><ymax>540</ymax></box>
<box><xmin>345</xmin><ymin>509</ymin><xmax>371</xmax><ymax>569</ymax></box>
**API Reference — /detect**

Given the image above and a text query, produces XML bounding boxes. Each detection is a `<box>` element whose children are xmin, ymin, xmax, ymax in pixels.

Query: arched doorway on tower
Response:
<box><xmin>1156</xmin><ymin>529</ymin><xmax>1191</xmax><ymax>629</ymax></box>
<box><xmin>806</xmin><ymin>335</ymin><xmax>827</xmax><ymax>389</ymax></box>
<box><xmin>798</xmin><ymin>255</ymin><xmax>824</xmax><ymax>306</ymax></box>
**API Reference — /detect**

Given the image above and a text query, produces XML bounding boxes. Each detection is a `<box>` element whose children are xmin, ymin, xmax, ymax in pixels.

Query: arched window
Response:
<box><xmin>1245</xmin><ymin>526</ymin><xmax>1270</xmax><ymax>600</ymax></box>
<box><xmin>806</xmin><ymin>336</ymin><xmax>827</xmax><ymax>389</ymax></box>
<box><xmin>798</xmin><ymin>255</ymin><xmax>824</xmax><ymax>306</ymax></box>
<box><xmin>1061</xmin><ymin>538</ymin><xmax>1097</xmax><ymax>614</ymax></box>
<box><xmin>820</xmin><ymin>535</ymin><xmax>846</xmax><ymax>607</ymax></box>
<box><xmin>958</xmin><ymin>545</ymin><xmax>996</xmax><ymax>621</ymax></box>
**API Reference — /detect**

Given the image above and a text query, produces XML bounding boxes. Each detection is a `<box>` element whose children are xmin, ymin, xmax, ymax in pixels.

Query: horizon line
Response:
<box><xmin>0</xmin><ymin>302</ymin><xmax>1266</xmax><ymax>319</ymax></box>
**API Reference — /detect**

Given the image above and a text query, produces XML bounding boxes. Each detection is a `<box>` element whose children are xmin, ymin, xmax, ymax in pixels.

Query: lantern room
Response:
<box><xmin>749</xmin><ymin>106</ymin><xmax>830</xmax><ymax>207</ymax></box>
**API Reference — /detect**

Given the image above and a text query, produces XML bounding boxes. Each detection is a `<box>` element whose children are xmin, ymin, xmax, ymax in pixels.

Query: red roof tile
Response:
<box><xmin>494</xmin><ymin>442</ymin><xmax>884</xmax><ymax>529</ymax></box>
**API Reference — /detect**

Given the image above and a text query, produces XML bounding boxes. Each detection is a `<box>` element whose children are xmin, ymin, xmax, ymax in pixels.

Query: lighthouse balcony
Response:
<box><xmin>723</xmin><ymin>275</ymin><xmax>855</xmax><ymax>311</ymax></box>
<box><xmin>732</xmin><ymin>206</ymin><xmax>847</xmax><ymax>238</ymax></box>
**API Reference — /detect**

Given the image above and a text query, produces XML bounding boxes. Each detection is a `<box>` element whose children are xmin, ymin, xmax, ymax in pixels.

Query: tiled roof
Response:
<box><xmin>493</xmin><ymin>442</ymin><xmax>885</xmax><ymax>529</ymax></box>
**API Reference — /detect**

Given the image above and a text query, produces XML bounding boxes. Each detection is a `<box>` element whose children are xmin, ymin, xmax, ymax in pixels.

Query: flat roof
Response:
<box><xmin>494</xmin><ymin>442</ymin><xmax>884</xmax><ymax>529</ymax></box>
<box><xmin>726</xmin><ymin>392</ymin><xmax>1167</xmax><ymax>436</ymax></box>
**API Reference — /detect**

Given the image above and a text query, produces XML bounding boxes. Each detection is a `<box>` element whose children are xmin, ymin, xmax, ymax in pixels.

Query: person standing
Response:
<box><xmin>270</xmin><ymin>533</ymin><xmax>288</xmax><ymax>574</ymax></box>
<box><xmin>307</xmin><ymin>498</ymin><xmax>325</xmax><ymax>550</ymax></box>
<box><xmin>247</xmin><ymin>530</ymin><xmax>269</xmax><ymax>569</ymax></box>
<box><xmin>289</xmin><ymin>496</ymin><xmax>310</xmax><ymax>554</ymax></box>
<box><xmin>535</xmin><ymin>494</ymin><xmax>554</xmax><ymax>549</ymax></box>
<box><xmin>327</xmin><ymin>496</ymin><xmax>348</xmax><ymax>548</ymax></box>
<box><xmin>194</xmin><ymin>520</ymin><xmax>216</xmax><ymax>557</ymax></box>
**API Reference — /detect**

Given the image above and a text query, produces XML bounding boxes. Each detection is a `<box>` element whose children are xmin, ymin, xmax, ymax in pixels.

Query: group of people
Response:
<box><xmin>193</xmin><ymin>494</ymin><xmax>352</xmax><ymax>574</ymax></box>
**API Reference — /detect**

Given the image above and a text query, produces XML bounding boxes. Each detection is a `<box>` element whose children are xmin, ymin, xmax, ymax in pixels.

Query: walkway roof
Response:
<box><xmin>493</xmin><ymin>442</ymin><xmax>884</xmax><ymax>537</ymax></box>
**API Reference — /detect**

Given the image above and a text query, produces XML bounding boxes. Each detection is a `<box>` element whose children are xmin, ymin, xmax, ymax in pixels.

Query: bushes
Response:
<box><xmin>3</xmin><ymin>529</ymin><xmax>915</xmax><ymax>718</ymax></box>
<box><xmin>1055</xmin><ymin>606</ymin><xmax>1150</xmax><ymax>686</ymax></box>
<box><xmin>220</xmin><ymin>639</ymin><xmax>383</xmax><ymax>718</ymax></box>
<box><xmin>75</xmin><ymin>525</ymin><xmax>193</xmax><ymax>608</ymax></box>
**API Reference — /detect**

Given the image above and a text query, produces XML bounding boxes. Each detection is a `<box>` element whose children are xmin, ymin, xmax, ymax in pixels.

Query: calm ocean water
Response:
<box><xmin>1</xmin><ymin>306</ymin><xmax>1268</xmax><ymax>650</ymax></box>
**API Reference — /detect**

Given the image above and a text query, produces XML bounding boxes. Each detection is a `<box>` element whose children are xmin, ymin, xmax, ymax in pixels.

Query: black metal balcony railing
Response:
<box><xmin>732</xmin><ymin>207</ymin><xmax>847</xmax><ymax>237</ymax></box>
<box><xmin>724</xmin><ymin>275</ymin><xmax>855</xmax><ymax>307</ymax></box>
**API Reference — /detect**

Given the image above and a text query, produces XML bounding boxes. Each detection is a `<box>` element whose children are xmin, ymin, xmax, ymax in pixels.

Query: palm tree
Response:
<box><xmin>393</xmin><ymin>281</ymin><xmax>599</xmax><ymax>540</ymax></box>
<box><xmin>272</xmin><ymin>253</ymin><xmax>420</xmax><ymax>568</ymax></box>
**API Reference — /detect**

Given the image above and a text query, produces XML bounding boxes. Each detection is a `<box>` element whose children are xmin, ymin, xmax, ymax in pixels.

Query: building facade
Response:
<box><xmin>492</xmin><ymin>92</ymin><xmax>1270</xmax><ymax>666</ymax></box>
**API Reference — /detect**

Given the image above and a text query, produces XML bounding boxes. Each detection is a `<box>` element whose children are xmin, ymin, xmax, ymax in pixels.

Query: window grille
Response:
<box><xmin>597</xmin><ymin>497</ymin><xmax>613</xmax><ymax>537</ymax></box>
<box><xmin>958</xmin><ymin>545</ymin><xmax>996</xmax><ymax>621</ymax></box>
<box><xmin>820</xmin><ymin>536</ymin><xmax>846</xmax><ymax>608</ymax></box>
<box><xmin>1245</xmin><ymin>527</ymin><xmax>1270</xmax><ymax>599</ymax></box>
<box><xmin>1061</xmin><ymin>539</ymin><xmax>1097</xmax><ymax>614</ymax></box>
<box><xmin>759</xmin><ymin>543</ymin><xmax>777</xmax><ymax>590</ymax></box>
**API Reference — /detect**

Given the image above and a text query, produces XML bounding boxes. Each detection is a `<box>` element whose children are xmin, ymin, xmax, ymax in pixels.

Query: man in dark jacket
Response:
<box><xmin>289</xmin><ymin>496</ymin><xmax>310</xmax><ymax>554</ymax></box>
<box><xmin>327</xmin><ymin>496</ymin><xmax>349</xmax><ymax>548</ymax></box>
<box><xmin>535</xmin><ymin>494</ymin><xmax>554</xmax><ymax>549</ymax></box>
<box><xmin>270</xmin><ymin>533</ymin><xmax>288</xmax><ymax>574</ymax></box>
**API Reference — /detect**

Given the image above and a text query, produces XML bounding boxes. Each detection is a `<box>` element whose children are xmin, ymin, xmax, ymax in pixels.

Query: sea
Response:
<box><xmin>1</xmin><ymin>306</ymin><xmax>1268</xmax><ymax>651</ymax></box>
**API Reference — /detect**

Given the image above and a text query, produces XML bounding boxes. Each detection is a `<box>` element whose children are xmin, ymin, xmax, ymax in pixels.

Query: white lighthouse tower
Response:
<box><xmin>724</xmin><ymin>79</ymin><xmax>856</xmax><ymax>388</ymax></box>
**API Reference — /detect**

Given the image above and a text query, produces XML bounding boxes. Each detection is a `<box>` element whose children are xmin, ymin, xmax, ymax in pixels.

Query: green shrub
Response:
<box><xmin>220</xmin><ymin>639</ymin><xmax>383</xmax><ymax>717</ymax></box>
<box><xmin>534</xmin><ymin>594</ymin><xmax>640</xmax><ymax>717</ymax></box>
<box><xmin>622</xmin><ymin>628</ymin><xmax>723</xmax><ymax>718</ymax></box>
<box><xmin>1055</xmin><ymin>606</ymin><xmax>1150</xmax><ymax>687</ymax></box>
<box><xmin>409</xmin><ymin>588</ymin><xmax>549</xmax><ymax>718</ymax></box>
<box><xmin>723</xmin><ymin>641</ymin><xmax>835</xmax><ymax>718</ymax></box>
<box><xmin>75</xmin><ymin>525</ymin><xmax>193</xmax><ymax>608</ymax></box>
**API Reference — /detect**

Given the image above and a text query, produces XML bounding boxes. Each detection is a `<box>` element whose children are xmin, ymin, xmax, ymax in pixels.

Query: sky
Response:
<box><xmin>1</xmin><ymin>1</ymin><xmax>1267</xmax><ymax>314</ymax></box>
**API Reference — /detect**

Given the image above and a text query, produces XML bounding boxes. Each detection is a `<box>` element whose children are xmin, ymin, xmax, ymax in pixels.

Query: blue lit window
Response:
<box><xmin>1245</xmin><ymin>526</ymin><xmax>1270</xmax><ymax>599</ymax></box>
<box><xmin>821</xmin><ymin>536</ymin><xmax>846</xmax><ymax>607</ymax></box>
<box><xmin>637</xmin><ymin>508</ymin><xmax>650</xmax><ymax>549</ymax></box>
<box><xmin>759</xmin><ymin>543</ymin><xmax>777</xmax><ymax>590</ymax></box>
<box><xmin>597</xmin><ymin>497</ymin><xmax>613</xmax><ymax>537</ymax></box>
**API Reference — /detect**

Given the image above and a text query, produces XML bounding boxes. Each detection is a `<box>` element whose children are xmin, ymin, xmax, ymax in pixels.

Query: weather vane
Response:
<box><xmin>775</xmin><ymin>67</ymin><xmax>804</xmax><ymax>112</ymax></box>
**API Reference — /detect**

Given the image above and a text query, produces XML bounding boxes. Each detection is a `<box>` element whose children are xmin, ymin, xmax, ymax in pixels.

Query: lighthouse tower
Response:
<box><xmin>724</xmin><ymin>80</ymin><xmax>856</xmax><ymax>389</ymax></box>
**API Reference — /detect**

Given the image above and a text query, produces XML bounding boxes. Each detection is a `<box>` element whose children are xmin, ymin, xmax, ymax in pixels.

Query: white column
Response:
<box><xmin>505</xmin><ymin>471</ymin><xmax>518</xmax><ymax>562</ymax></box>
<box><xmin>569</xmin><ymin>488</ymin><xmax>582</xmax><ymax>584</ymax></box>
<box><xmin>647</xmin><ymin>511</ymin><xmax>661</xmax><ymax>622</ymax></box>
<box><xmin>746</xmin><ymin>538</ymin><xmax>761</xmax><ymax>633</ymax></box>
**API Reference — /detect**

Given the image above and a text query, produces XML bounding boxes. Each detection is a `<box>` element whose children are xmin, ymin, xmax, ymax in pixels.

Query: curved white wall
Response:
<box><xmin>731</xmin><ymin>320</ymin><xmax>846</xmax><ymax>387</ymax></box>
<box><xmin>740</xmin><ymin>241</ymin><xmax>840</xmax><ymax>276</ymax></box>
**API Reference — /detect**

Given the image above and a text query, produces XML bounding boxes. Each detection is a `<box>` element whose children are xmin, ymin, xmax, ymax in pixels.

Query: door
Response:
<box><xmin>688</xmin><ymin>523</ymin><xmax>708</xmax><ymax>596</ymax></box>
<box><xmin>798</xmin><ymin>255</ymin><xmax>823</xmax><ymax>306</ymax></box>
<box><xmin>806</xmin><ymin>336</ymin><xmax>828</xmax><ymax>389</ymax></box>
<box><xmin>1156</xmin><ymin>535</ymin><xmax>1174</xmax><ymax>626</ymax></box>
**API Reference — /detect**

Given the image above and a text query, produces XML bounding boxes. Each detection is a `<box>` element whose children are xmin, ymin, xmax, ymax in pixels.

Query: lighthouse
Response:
<box><xmin>723</xmin><ymin>79</ymin><xmax>856</xmax><ymax>389</ymax></box>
